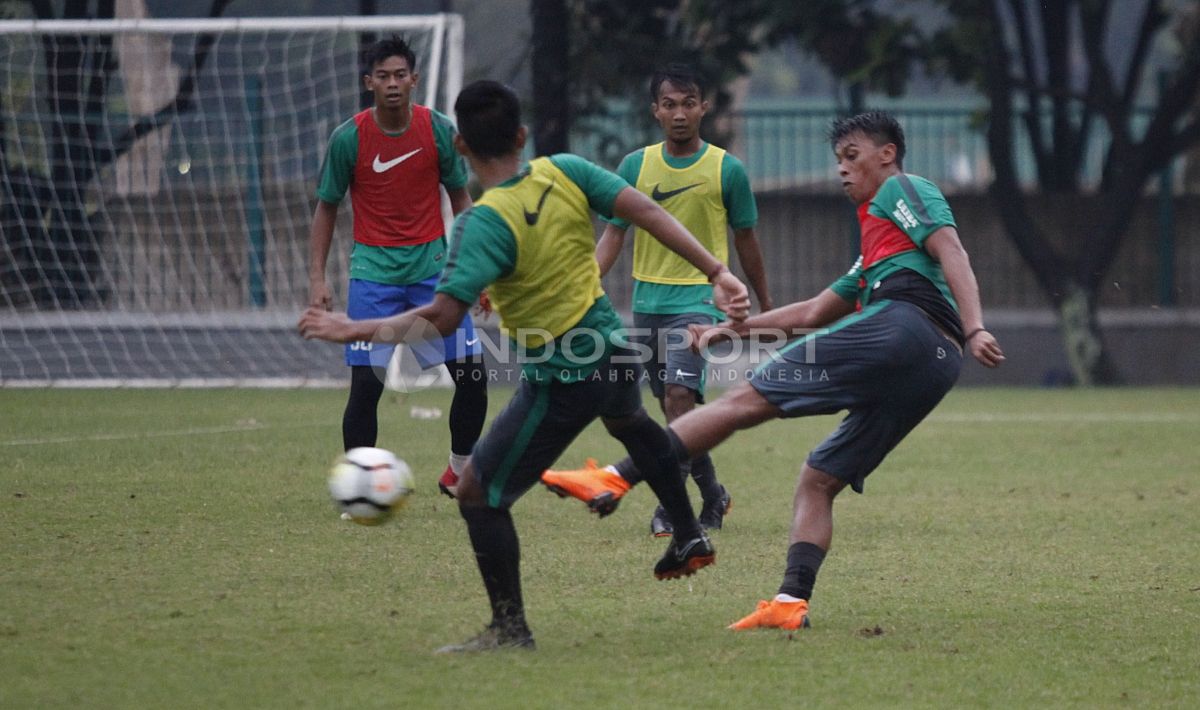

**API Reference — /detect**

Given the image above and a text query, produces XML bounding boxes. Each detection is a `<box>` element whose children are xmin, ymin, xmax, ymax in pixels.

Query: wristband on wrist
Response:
<box><xmin>706</xmin><ymin>264</ymin><xmax>728</xmax><ymax>283</ymax></box>
<box><xmin>965</xmin><ymin>327</ymin><xmax>987</xmax><ymax>341</ymax></box>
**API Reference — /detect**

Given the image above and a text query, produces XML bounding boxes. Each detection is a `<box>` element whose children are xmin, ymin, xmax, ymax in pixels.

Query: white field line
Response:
<box><xmin>0</xmin><ymin>421</ymin><xmax>325</xmax><ymax>447</ymax></box>
<box><xmin>927</xmin><ymin>412</ymin><xmax>1199</xmax><ymax>424</ymax></box>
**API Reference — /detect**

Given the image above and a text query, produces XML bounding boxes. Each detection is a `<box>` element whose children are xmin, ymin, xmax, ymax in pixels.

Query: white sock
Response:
<box><xmin>774</xmin><ymin>593</ymin><xmax>804</xmax><ymax>603</ymax></box>
<box><xmin>449</xmin><ymin>453</ymin><xmax>470</xmax><ymax>476</ymax></box>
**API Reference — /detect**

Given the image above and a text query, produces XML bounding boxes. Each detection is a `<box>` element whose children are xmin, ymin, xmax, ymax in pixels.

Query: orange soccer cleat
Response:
<box><xmin>541</xmin><ymin>458</ymin><xmax>631</xmax><ymax>517</ymax></box>
<box><xmin>728</xmin><ymin>598</ymin><xmax>811</xmax><ymax>631</ymax></box>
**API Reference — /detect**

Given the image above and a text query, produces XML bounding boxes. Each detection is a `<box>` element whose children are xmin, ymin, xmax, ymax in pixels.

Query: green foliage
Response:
<box><xmin>2</xmin><ymin>387</ymin><xmax>1199</xmax><ymax>708</ymax></box>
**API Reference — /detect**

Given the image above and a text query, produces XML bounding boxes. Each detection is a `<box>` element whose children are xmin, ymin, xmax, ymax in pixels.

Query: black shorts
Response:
<box><xmin>470</xmin><ymin>352</ymin><xmax>644</xmax><ymax>508</ymax></box>
<box><xmin>748</xmin><ymin>299</ymin><xmax>962</xmax><ymax>493</ymax></box>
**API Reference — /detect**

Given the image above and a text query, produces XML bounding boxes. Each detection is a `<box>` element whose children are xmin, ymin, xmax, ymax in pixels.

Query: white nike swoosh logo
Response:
<box><xmin>372</xmin><ymin>148</ymin><xmax>422</xmax><ymax>173</ymax></box>
<box><xmin>465</xmin><ymin>337</ymin><xmax>479</xmax><ymax>346</ymax></box>
<box><xmin>676</xmin><ymin>369</ymin><xmax>697</xmax><ymax>378</ymax></box>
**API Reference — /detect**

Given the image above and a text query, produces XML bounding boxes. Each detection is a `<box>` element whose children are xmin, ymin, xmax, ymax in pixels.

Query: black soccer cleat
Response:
<box><xmin>698</xmin><ymin>485</ymin><xmax>732</xmax><ymax>531</ymax></box>
<box><xmin>649</xmin><ymin>505</ymin><xmax>674</xmax><ymax>538</ymax></box>
<box><xmin>653</xmin><ymin>531</ymin><xmax>716</xmax><ymax>580</ymax></box>
<box><xmin>434</xmin><ymin>622</ymin><xmax>536</xmax><ymax>654</ymax></box>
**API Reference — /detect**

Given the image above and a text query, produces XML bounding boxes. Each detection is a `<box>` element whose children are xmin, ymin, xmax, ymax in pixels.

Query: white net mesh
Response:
<box><xmin>0</xmin><ymin>15</ymin><xmax>464</xmax><ymax>385</ymax></box>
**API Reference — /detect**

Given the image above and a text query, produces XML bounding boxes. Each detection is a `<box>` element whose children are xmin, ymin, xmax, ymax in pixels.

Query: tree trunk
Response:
<box><xmin>530</xmin><ymin>0</ymin><xmax>569</xmax><ymax>155</ymax></box>
<box><xmin>1057</xmin><ymin>284</ymin><xmax>1123</xmax><ymax>386</ymax></box>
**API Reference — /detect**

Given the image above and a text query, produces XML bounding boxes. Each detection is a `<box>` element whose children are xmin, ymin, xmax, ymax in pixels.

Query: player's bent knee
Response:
<box><xmin>600</xmin><ymin>407</ymin><xmax>653</xmax><ymax>435</ymax></box>
<box><xmin>799</xmin><ymin>464</ymin><xmax>846</xmax><ymax>498</ymax></box>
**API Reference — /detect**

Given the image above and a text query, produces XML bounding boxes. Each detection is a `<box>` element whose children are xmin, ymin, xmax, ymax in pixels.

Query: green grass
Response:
<box><xmin>2</xmin><ymin>387</ymin><xmax>1198</xmax><ymax>709</ymax></box>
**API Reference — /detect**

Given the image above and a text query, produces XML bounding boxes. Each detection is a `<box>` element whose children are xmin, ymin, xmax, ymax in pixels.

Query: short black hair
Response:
<box><xmin>649</xmin><ymin>63</ymin><xmax>707</xmax><ymax>102</ymax></box>
<box><xmin>454</xmin><ymin>80</ymin><xmax>522</xmax><ymax>159</ymax></box>
<box><xmin>829</xmin><ymin>110</ymin><xmax>906</xmax><ymax>168</ymax></box>
<box><xmin>362</xmin><ymin>35</ymin><xmax>417</xmax><ymax>75</ymax></box>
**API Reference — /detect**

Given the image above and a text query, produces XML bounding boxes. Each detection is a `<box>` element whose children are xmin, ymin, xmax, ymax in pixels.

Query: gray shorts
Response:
<box><xmin>632</xmin><ymin>311</ymin><xmax>718</xmax><ymax>401</ymax></box>
<box><xmin>749</xmin><ymin>300</ymin><xmax>962</xmax><ymax>493</ymax></box>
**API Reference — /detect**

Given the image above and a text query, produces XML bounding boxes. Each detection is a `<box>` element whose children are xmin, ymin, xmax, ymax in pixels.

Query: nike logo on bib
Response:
<box><xmin>651</xmin><ymin>182</ymin><xmax>701</xmax><ymax>201</ymax></box>
<box><xmin>372</xmin><ymin>148</ymin><xmax>422</xmax><ymax>173</ymax></box>
<box><xmin>524</xmin><ymin>177</ymin><xmax>556</xmax><ymax>225</ymax></box>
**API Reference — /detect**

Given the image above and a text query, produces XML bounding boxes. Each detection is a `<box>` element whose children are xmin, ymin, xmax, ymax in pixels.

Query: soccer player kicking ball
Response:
<box><xmin>300</xmin><ymin>80</ymin><xmax>751</xmax><ymax>652</ymax></box>
<box><xmin>540</xmin><ymin>110</ymin><xmax>1005</xmax><ymax>632</ymax></box>
<box><xmin>562</xmin><ymin>63</ymin><xmax>771</xmax><ymax>538</ymax></box>
<box><xmin>308</xmin><ymin>36</ymin><xmax>486</xmax><ymax>496</ymax></box>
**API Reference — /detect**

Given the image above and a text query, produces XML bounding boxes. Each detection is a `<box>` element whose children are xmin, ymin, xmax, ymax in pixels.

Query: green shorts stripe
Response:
<box><xmin>487</xmin><ymin>384</ymin><xmax>550</xmax><ymax>507</ymax></box>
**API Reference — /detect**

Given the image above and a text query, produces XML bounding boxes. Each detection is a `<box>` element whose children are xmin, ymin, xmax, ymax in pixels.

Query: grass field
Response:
<box><xmin>2</xmin><ymin>386</ymin><xmax>1198</xmax><ymax>709</ymax></box>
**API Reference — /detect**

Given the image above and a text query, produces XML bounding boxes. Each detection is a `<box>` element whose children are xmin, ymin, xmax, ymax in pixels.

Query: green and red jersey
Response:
<box><xmin>316</xmin><ymin>105</ymin><xmax>468</xmax><ymax>284</ymax></box>
<box><xmin>829</xmin><ymin>173</ymin><xmax>964</xmax><ymax>342</ymax></box>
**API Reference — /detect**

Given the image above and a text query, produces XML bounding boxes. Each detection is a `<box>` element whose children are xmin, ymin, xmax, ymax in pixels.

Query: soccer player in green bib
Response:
<box><xmin>299</xmin><ymin>80</ymin><xmax>751</xmax><ymax>652</ymax></box>
<box><xmin>545</xmin><ymin>64</ymin><xmax>771</xmax><ymax>538</ymax></box>
<box><xmin>537</xmin><ymin>111</ymin><xmax>1005</xmax><ymax>632</ymax></box>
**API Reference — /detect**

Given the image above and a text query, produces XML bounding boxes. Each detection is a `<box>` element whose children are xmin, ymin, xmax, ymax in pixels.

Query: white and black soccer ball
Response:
<box><xmin>328</xmin><ymin>447</ymin><xmax>414</xmax><ymax>526</ymax></box>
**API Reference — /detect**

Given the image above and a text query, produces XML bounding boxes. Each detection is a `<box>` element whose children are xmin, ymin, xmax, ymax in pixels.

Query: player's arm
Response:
<box><xmin>612</xmin><ymin>187</ymin><xmax>750</xmax><ymax>320</ymax></box>
<box><xmin>689</xmin><ymin>288</ymin><xmax>854</xmax><ymax>349</ymax></box>
<box><xmin>925</xmin><ymin>226</ymin><xmax>1005</xmax><ymax>368</ymax></box>
<box><xmin>732</xmin><ymin>227</ymin><xmax>773</xmax><ymax>311</ymax></box>
<box><xmin>300</xmin><ymin>293</ymin><xmax>469</xmax><ymax>344</ymax></box>
<box><xmin>310</xmin><ymin>121</ymin><xmax>356</xmax><ymax>309</ymax></box>
<box><xmin>446</xmin><ymin>186</ymin><xmax>473</xmax><ymax>216</ymax></box>
<box><xmin>307</xmin><ymin>200</ymin><xmax>339</xmax><ymax>309</ymax></box>
<box><xmin>595</xmin><ymin>222</ymin><xmax>628</xmax><ymax>277</ymax></box>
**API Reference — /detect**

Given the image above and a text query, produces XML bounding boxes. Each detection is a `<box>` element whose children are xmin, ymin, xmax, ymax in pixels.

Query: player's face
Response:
<box><xmin>834</xmin><ymin>131</ymin><xmax>895</xmax><ymax>205</ymax></box>
<box><xmin>652</xmin><ymin>80</ymin><xmax>708</xmax><ymax>145</ymax></box>
<box><xmin>364</xmin><ymin>55</ymin><xmax>418</xmax><ymax>111</ymax></box>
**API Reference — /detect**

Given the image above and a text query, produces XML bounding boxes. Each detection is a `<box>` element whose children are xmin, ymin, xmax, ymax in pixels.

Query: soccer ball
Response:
<box><xmin>328</xmin><ymin>447</ymin><xmax>415</xmax><ymax>526</ymax></box>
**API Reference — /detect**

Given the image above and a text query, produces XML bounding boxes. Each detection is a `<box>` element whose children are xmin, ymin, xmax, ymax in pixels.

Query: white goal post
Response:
<box><xmin>0</xmin><ymin>15</ymin><xmax>465</xmax><ymax>387</ymax></box>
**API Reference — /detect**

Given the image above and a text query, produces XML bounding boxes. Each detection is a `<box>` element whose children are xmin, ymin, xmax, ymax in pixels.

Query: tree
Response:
<box><xmin>530</xmin><ymin>0</ymin><xmax>570</xmax><ymax>154</ymax></box>
<box><xmin>0</xmin><ymin>0</ymin><xmax>232</xmax><ymax>308</ymax></box>
<box><xmin>921</xmin><ymin>0</ymin><xmax>1200</xmax><ymax>385</ymax></box>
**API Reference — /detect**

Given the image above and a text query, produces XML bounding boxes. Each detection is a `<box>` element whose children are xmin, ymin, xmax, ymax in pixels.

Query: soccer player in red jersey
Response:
<box><xmin>541</xmin><ymin>111</ymin><xmax>1004</xmax><ymax>631</ymax></box>
<box><xmin>308</xmin><ymin>36</ymin><xmax>486</xmax><ymax>494</ymax></box>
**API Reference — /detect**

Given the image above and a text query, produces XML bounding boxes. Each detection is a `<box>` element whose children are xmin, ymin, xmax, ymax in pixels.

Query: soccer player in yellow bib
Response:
<box><xmin>545</xmin><ymin>64</ymin><xmax>772</xmax><ymax>537</ymax></box>
<box><xmin>299</xmin><ymin>80</ymin><xmax>751</xmax><ymax>652</ymax></box>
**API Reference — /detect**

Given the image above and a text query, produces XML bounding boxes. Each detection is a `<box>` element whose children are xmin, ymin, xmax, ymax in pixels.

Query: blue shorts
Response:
<box><xmin>345</xmin><ymin>277</ymin><xmax>481</xmax><ymax>369</ymax></box>
<box><xmin>748</xmin><ymin>299</ymin><xmax>962</xmax><ymax>493</ymax></box>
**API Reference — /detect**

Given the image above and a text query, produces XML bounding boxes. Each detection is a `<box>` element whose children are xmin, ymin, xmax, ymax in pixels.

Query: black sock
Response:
<box><xmin>342</xmin><ymin>366</ymin><xmax>385</xmax><ymax>450</ymax></box>
<box><xmin>778</xmin><ymin>541</ymin><xmax>826</xmax><ymax>601</ymax></box>
<box><xmin>446</xmin><ymin>360</ymin><xmax>488</xmax><ymax>456</ymax></box>
<box><xmin>459</xmin><ymin>505</ymin><xmax>527</xmax><ymax>630</ymax></box>
<box><xmin>690</xmin><ymin>453</ymin><xmax>722</xmax><ymax>503</ymax></box>
<box><xmin>613</xmin><ymin>456</ymin><xmax>639</xmax><ymax>484</ymax></box>
<box><xmin>609</xmin><ymin>413</ymin><xmax>700</xmax><ymax>539</ymax></box>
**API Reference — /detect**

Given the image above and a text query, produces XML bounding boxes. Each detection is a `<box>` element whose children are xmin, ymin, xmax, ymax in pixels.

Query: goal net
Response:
<box><xmin>0</xmin><ymin>15</ymin><xmax>464</xmax><ymax>386</ymax></box>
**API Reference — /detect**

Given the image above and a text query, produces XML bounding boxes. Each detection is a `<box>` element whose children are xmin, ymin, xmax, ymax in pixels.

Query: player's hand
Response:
<box><xmin>686</xmin><ymin>322</ymin><xmax>731</xmax><ymax>353</ymax></box>
<box><xmin>308</xmin><ymin>282</ymin><xmax>333</xmax><ymax>310</ymax></box>
<box><xmin>711</xmin><ymin>271</ymin><xmax>751</xmax><ymax>322</ymax></box>
<box><xmin>968</xmin><ymin>329</ymin><xmax>1005</xmax><ymax>368</ymax></box>
<box><xmin>473</xmin><ymin>290</ymin><xmax>493</xmax><ymax>317</ymax></box>
<box><xmin>298</xmin><ymin>307</ymin><xmax>356</xmax><ymax>343</ymax></box>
